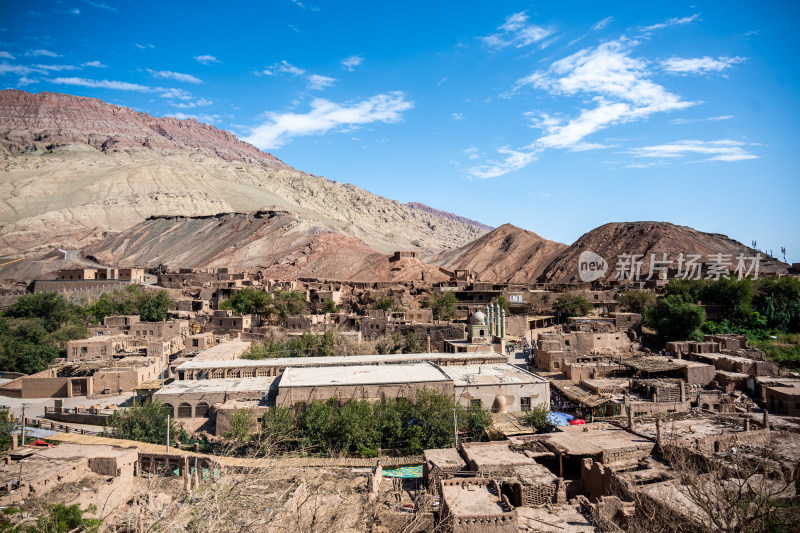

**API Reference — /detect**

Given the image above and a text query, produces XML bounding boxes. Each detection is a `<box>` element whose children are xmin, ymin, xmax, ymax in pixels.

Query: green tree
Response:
<box><xmin>525</xmin><ymin>405</ymin><xmax>549</xmax><ymax>433</ymax></box>
<box><xmin>319</xmin><ymin>298</ymin><xmax>339</xmax><ymax>314</ymax></box>
<box><xmin>222</xmin><ymin>407</ymin><xmax>255</xmax><ymax>445</ymax></box>
<box><xmin>425</xmin><ymin>291</ymin><xmax>458</xmax><ymax>321</ymax></box>
<box><xmin>552</xmin><ymin>293</ymin><xmax>592</xmax><ymax>322</ymax></box>
<box><xmin>105</xmin><ymin>398</ymin><xmax>176</xmax><ymax>445</ymax></box>
<box><xmin>0</xmin><ymin>407</ymin><xmax>16</xmax><ymax>452</ymax></box>
<box><xmin>402</xmin><ymin>332</ymin><xmax>425</xmax><ymax>354</ymax></box>
<box><xmin>375</xmin><ymin>296</ymin><xmax>399</xmax><ymax>312</ymax></box>
<box><xmin>494</xmin><ymin>296</ymin><xmax>511</xmax><ymax>315</ymax></box>
<box><xmin>8</xmin><ymin>292</ymin><xmax>84</xmax><ymax>333</ymax></box>
<box><xmin>272</xmin><ymin>290</ymin><xmax>307</xmax><ymax>323</ymax></box>
<box><xmin>220</xmin><ymin>287</ymin><xmax>272</xmax><ymax>316</ymax></box>
<box><xmin>645</xmin><ymin>294</ymin><xmax>706</xmax><ymax>341</ymax></box>
<box><xmin>619</xmin><ymin>290</ymin><xmax>657</xmax><ymax>314</ymax></box>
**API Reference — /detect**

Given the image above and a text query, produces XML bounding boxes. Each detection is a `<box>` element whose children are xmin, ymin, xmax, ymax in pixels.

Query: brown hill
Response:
<box><xmin>538</xmin><ymin>221</ymin><xmax>789</xmax><ymax>284</ymax></box>
<box><xmin>430</xmin><ymin>224</ymin><xmax>567</xmax><ymax>283</ymax></box>
<box><xmin>82</xmin><ymin>210</ymin><xmax>451</xmax><ymax>283</ymax></box>
<box><xmin>0</xmin><ymin>90</ymin><xmax>489</xmax><ymax>282</ymax></box>
<box><xmin>0</xmin><ymin>89</ymin><xmax>288</xmax><ymax>169</ymax></box>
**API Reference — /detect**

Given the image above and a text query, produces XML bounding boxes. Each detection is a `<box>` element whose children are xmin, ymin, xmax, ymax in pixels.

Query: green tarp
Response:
<box><xmin>382</xmin><ymin>465</ymin><xmax>423</xmax><ymax>478</ymax></box>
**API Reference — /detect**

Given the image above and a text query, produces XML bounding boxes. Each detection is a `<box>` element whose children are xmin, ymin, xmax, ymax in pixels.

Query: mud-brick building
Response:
<box><xmin>276</xmin><ymin>362</ymin><xmax>454</xmax><ymax>407</ymax></box>
<box><xmin>440</xmin><ymin>364</ymin><xmax>549</xmax><ymax>413</ymax></box>
<box><xmin>439</xmin><ymin>478</ymin><xmax>518</xmax><ymax>533</ymax></box>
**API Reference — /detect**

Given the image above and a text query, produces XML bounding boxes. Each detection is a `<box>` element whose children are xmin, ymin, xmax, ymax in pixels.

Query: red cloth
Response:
<box><xmin>568</xmin><ymin>419</ymin><xmax>585</xmax><ymax>425</ymax></box>
<box><xmin>31</xmin><ymin>439</ymin><xmax>53</xmax><ymax>447</ymax></box>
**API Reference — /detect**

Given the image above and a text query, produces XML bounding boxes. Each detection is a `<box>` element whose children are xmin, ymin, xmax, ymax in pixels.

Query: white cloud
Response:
<box><xmin>170</xmin><ymin>97</ymin><xmax>213</xmax><ymax>109</ymax></box>
<box><xmin>194</xmin><ymin>55</ymin><xmax>220</xmax><ymax>65</ymax></box>
<box><xmin>469</xmin><ymin>147</ymin><xmax>538</xmax><ymax>179</ymax></box>
<box><xmin>470</xmin><ymin>38</ymin><xmax>695</xmax><ymax>177</ymax></box>
<box><xmin>482</xmin><ymin>11</ymin><xmax>554</xmax><ymax>50</ymax></box>
<box><xmin>463</xmin><ymin>146</ymin><xmax>479</xmax><ymax>160</ymax></box>
<box><xmin>28</xmin><ymin>49</ymin><xmax>61</xmax><ymax>57</ymax></box>
<box><xmin>0</xmin><ymin>64</ymin><xmax>42</xmax><ymax>76</ymax></box>
<box><xmin>17</xmin><ymin>76</ymin><xmax>38</xmax><ymax>86</ymax></box>
<box><xmin>262</xmin><ymin>60</ymin><xmax>306</xmax><ymax>77</ymax></box>
<box><xmin>639</xmin><ymin>13</ymin><xmax>700</xmax><ymax>33</ymax></box>
<box><xmin>592</xmin><ymin>16</ymin><xmax>613</xmax><ymax>31</ymax></box>
<box><xmin>48</xmin><ymin>77</ymin><xmax>151</xmax><ymax>91</ymax></box>
<box><xmin>135</xmin><ymin>43</ymin><xmax>155</xmax><ymax>49</ymax></box>
<box><xmin>627</xmin><ymin>139</ymin><xmax>757</xmax><ymax>162</ymax></box>
<box><xmin>34</xmin><ymin>64</ymin><xmax>81</xmax><ymax>71</ymax></box>
<box><xmin>341</xmin><ymin>55</ymin><xmax>363</xmax><ymax>71</ymax></box>
<box><xmin>452</xmin><ymin>113</ymin><xmax>464</xmax><ymax>120</ymax></box>
<box><xmin>0</xmin><ymin>51</ymin><xmax>15</xmax><ymax>60</ymax></box>
<box><xmin>82</xmin><ymin>60</ymin><xmax>106</xmax><ymax>68</ymax></box>
<box><xmin>661</xmin><ymin>56</ymin><xmax>746</xmax><ymax>75</ymax></box>
<box><xmin>156</xmin><ymin>87</ymin><xmax>193</xmax><ymax>100</ymax></box>
<box><xmin>244</xmin><ymin>91</ymin><xmax>413</xmax><ymax>149</ymax></box>
<box><xmin>307</xmin><ymin>74</ymin><xmax>336</xmax><ymax>90</ymax></box>
<box><xmin>70</xmin><ymin>8</ymin><xmax>81</xmax><ymax>15</ymax></box>
<box><xmin>147</xmin><ymin>69</ymin><xmax>203</xmax><ymax>84</ymax></box>
<box><xmin>670</xmin><ymin>114</ymin><xmax>733</xmax><ymax>125</ymax></box>
<box><xmin>86</xmin><ymin>1</ymin><xmax>117</xmax><ymax>11</ymax></box>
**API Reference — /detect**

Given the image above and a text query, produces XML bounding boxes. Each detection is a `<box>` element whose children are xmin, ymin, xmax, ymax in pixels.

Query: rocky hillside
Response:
<box><xmin>0</xmin><ymin>90</ymin><xmax>489</xmax><ymax>280</ymax></box>
<box><xmin>430</xmin><ymin>224</ymin><xmax>567</xmax><ymax>283</ymax></box>
<box><xmin>405</xmin><ymin>202</ymin><xmax>494</xmax><ymax>233</ymax></box>
<box><xmin>83</xmin><ymin>210</ymin><xmax>451</xmax><ymax>282</ymax></box>
<box><xmin>538</xmin><ymin>221</ymin><xmax>789</xmax><ymax>283</ymax></box>
<box><xmin>0</xmin><ymin>89</ymin><xmax>288</xmax><ymax>169</ymax></box>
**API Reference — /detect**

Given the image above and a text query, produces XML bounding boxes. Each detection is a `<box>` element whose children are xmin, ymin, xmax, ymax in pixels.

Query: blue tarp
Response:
<box><xmin>546</xmin><ymin>412</ymin><xmax>574</xmax><ymax>427</ymax></box>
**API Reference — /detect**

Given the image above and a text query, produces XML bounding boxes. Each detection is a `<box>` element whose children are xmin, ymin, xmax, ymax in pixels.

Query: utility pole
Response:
<box><xmin>452</xmin><ymin>408</ymin><xmax>458</xmax><ymax>449</ymax></box>
<box><xmin>166</xmin><ymin>414</ymin><xmax>170</xmax><ymax>454</ymax></box>
<box><xmin>20</xmin><ymin>404</ymin><xmax>25</xmax><ymax>446</ymax></box>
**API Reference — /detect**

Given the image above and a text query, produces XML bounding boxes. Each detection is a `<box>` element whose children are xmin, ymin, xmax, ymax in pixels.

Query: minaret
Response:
<box><xmin>494</xmin><ymin>303</ymin><xmax>501</xmax><ymax>338</ymax></box>
<box><xmin>487</xmin><ymin>304</ymin><xmax>494</xmax><ymax>336</ymax></box>
<box><xmin>500</xmin><ymin>307</ymin><xmax>506</xmax><ymax>339</ymax></box>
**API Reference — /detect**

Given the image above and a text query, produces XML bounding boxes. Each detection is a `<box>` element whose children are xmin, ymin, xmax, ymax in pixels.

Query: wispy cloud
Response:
<box><xmin>147</xmin><ymin>69</ymin><xmax>203</xmax><ymax>84</ymax></box>
<box><xmin>0</xmin><ymin>51</ymin><xmax>15</xmax><ymax>60</ymax></box>
<box><xmin>592</xmin><ymin>16</ymin><xmax>613</xmax><ymax>31</ymax></box>
<box><xmin>169</xmin><ymin>97</ymin><xmax>213</xmax><ymax>109</ymax></box>
<box><xmin>28</xmin><ymin>49</ymin><xmax>61</xmax><ymax>58</ymax></box>
<box><xmin>452</xmin><ymin>112</ymin><xmax>464</xmax><ymax>120</ymax></box>
<box><xmin>85</xmin><ymin>1</ymin><xmax>117</xmax><ymax>11</ymax></box>
<box><xmin>627</xmin><ymin>139</ymin><xmax>757</xmax><ymax>162</ymax></box>
<box><xmin>471</xmin><ymin>38</ymin><xmax>697</xmax><ymax>178</ymax></box>
<box><xmin>69</xmin><ymin>8</ymin><xmax>81</xmax><ymax>15</ymax></box>
<box><xmin>82</xmin><ymin>60</ymin><xmax>106</xmax><ymax>68</ymax></box>
<box><xmin>135</xmin><ymin>43</ymin><xmax>155</xmax><ymax>49</ymax></box>
<box><xmin>262</xmin><ymin>60</ymin><xmax>305</xmax><ymax>76</ymax></box>
<box><xmin>288</xmin><ymin>0</ymin><xmax>319</xmax><ymax>12</ymax></box>
<box><xmin>32</xmin><ymin>64</ymin><xmax>81</xmax><ymax>71</ymax></box>
<box><xmin>194</xmin><ymin>55</ymin><xmax>220</xmax><ymax>65</ymax></box>
<box><xmin>307</xmin><ymin>73</ymin><xmax>336</xmax><ymax>90</ymax></box>
<box><xmin>341</xmin><ymin>54</ymin><xmax>363</xmax><ymax>71</ymax></box>
<box><xmin>0</xmin><ymin>64</ymin><xmax>42</xmax><ymax>76</ymax></box>
<box><xmin>463</xmin><ymin>146</ymin><xmax>479</xmax><ymax>160</ymax></box>
<box><xmin>639</xmin><ymin>13</ymin><xmax>700</xmax><ymax>34</ymax></box>
<box><xmin>670</xmin><ymin>114</ymin><xmax>733</xmax><ymax>125</ymax></box>
<box><xmin>48</xmin><ymin>77</ymin><xmax>151</xmax><ymax>91</ymax></box>
<box><xmin>661</xmin><ymin>56</ymin><xmax>746</xmax><ymax>75</ymax></box>
<box><xmin>244</xmin><ymin>91</ymin><xmax>413</xmax><ymax>149</ymax></box>
<box><xmin>481</xmin><ymin>11</ymin><xmax>554</xmax><ymax>50</ymax></box>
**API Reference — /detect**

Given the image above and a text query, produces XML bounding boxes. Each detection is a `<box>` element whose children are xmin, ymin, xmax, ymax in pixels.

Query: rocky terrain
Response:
<box><xmin>538</xmin><ymin>221</ymin><xmax>790</xmax><ymax>283</ymax></box>
<box><xmin>405</xmin><ymin>202</ymin><xmax>494</xmax><ymax>233</ymax></box>
<box><xmin>431</xmin><ymin>223</ymin><xmax>567</xmax><ymax>283</ymax></box>
<box><xmin>82</xmin><ymin>209</ymin><xmax>451</xmax><ymax>283</ymax></box>
<box><xmin>0</xmin><ymin>90</ymin><xmax>489</xmax><ymax>282</ymax></box>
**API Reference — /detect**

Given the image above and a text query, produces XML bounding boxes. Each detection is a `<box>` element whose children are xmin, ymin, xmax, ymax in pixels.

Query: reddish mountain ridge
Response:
<box><xmin>538</xmin><ymin>221</ymin><xmax>789</xmax><ymax>283</ymax></box>
<box><xmin>431</xmin><ymin>223</ymin><xmax>567</xmax><ymax>283</ymax></box>
<box><xmin>0</xmin><ymin>89</ymin><xmax>289</xmax><ymax>169</ymax></box>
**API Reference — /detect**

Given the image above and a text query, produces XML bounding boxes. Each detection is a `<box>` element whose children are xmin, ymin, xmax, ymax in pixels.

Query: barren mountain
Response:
<box><xmin>405</xmin><ymin>202</ymin><xmax>494</xmax><ymax>233</ymax></box>
<box><xmin>83</xmin><ymin>210</ymin><xmax>451</xmax><ymax>282</ymax></box>
<box><xmin>538</xmin><ymin>221</ymin><xmax>789</xmax><ymax>283</ymax></box>
<box><xmin>430</xmin><ymin>224</ymin><xmax>567</xmax><ymax>283</ymax></box>
<box><xmin>0</xmin><ymin>90</ymin><xmax>488</xmax><ymax>281</ymax></box>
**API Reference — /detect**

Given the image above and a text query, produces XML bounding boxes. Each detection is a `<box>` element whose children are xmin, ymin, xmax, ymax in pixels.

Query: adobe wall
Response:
<box><xmin>276</xmin><ymin>382</ymin><xmax>454</xmax><ymax>407</ymax></box>
<box><xmin>453</xmin><ymin>381</ymin><xmax>549</xmax><ymax>412</ymax></box>
<box><xmin>214</xmin><ymin>404</ymin><xmax>270</xmax><ymax>436</ymax></box>
<box><xmin>581</xmin><ymin>458</ymin><xmax>615</xmax><ymax>500</ymax></box>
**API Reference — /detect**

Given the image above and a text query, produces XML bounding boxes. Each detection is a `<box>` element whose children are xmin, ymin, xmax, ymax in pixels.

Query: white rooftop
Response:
<box><xmin>279</xmin><ymin>362</ymin><xmax>450</xmax><ymax>388</ymax></box>
<box><xmin>154</xmin><ymin>377</ymin><xmax>275</xmax><ymax>395</ymax></box>
<box><xmin>438</xmin><ymin>364</ymin><xmax>547</xmax><ymax>386</ymax></box>
<box><xmin>177</xmin><ymin>352</ymin><xmax>503</xmax><ymax>371</ymax></box>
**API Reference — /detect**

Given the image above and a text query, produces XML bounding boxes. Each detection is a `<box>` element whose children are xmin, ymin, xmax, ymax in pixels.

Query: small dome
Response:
<box><xmin>470</xmin><ymin>311</ymin><xmax>487</xmax><ymax>325</ymax></box>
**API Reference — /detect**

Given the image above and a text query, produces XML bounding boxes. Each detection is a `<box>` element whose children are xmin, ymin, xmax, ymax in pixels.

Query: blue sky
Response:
<box><xmin>2</xmin><ymin>1</ymin><xmax>799</xmax><ymax>261</ymax></box>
